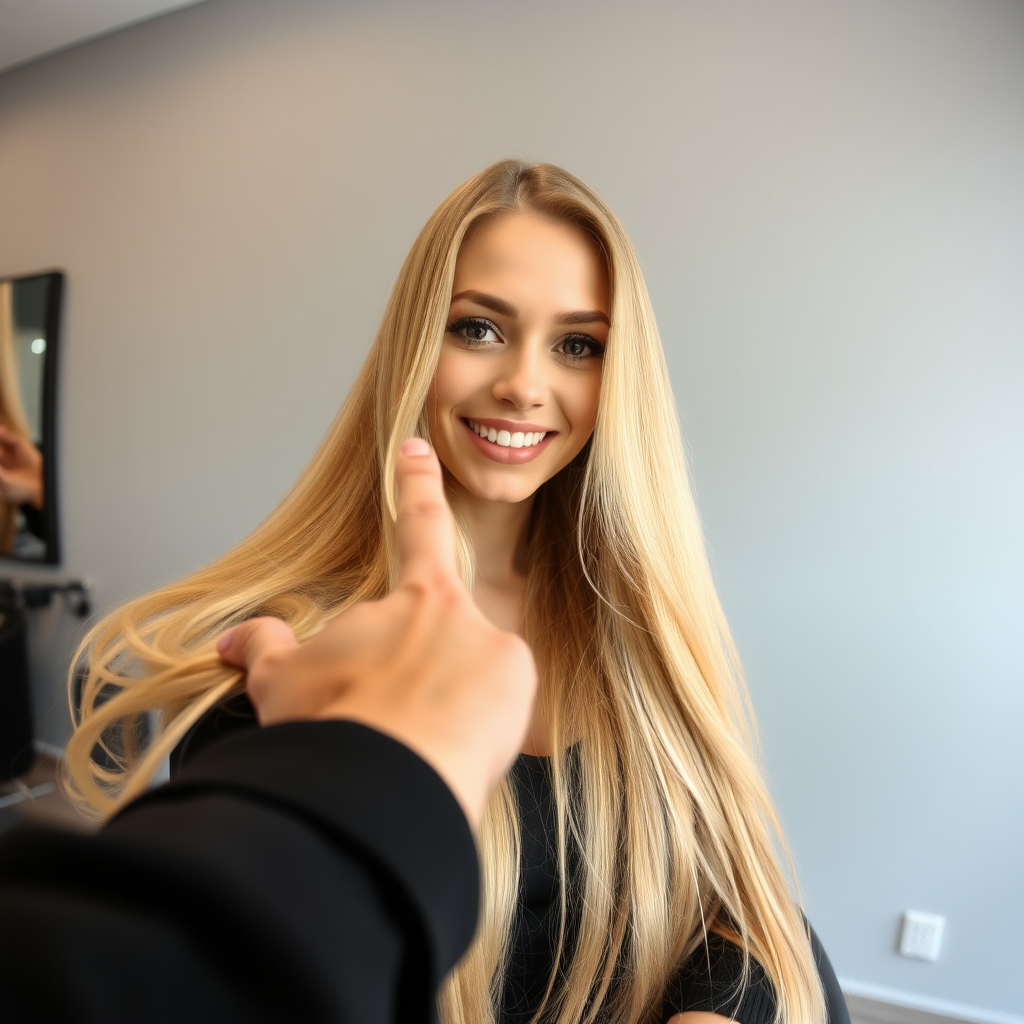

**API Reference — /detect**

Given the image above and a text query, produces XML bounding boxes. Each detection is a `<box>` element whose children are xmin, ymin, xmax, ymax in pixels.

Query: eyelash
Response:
<box><xmin>445</xmin><ymin>317</ymin><xmax>606</xmax><ymax>365</ymax></box>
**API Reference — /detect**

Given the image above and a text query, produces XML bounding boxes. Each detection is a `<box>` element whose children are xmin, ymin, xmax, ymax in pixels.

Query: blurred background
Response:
<box><xmin>0</xmin><ymin>0</ymin><xmax>1021</xmax><ymax>1020</ymax></box>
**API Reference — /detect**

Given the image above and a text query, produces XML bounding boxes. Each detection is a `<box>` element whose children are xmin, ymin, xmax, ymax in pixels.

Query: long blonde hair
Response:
<box><xmin>66</xmin><ymin>161</ymin><xmax>825</xmax><ymax>1024</ymax></box>
<box><xmin>0</xmin><ymin>279</ymin><xmax>34</xmax><ymax>554</ymax></box>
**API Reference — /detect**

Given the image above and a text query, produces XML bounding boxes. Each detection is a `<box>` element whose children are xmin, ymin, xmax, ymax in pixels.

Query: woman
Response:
<box><xmin>67</xmin><ymin>161</ymin><xmax>842</xmax><ymax>1023</ymax></box>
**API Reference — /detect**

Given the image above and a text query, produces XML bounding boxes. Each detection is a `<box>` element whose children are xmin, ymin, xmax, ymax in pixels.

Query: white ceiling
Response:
<box><xmin>0</xmin><ymin>0</ymin><xmax>212</xmax><ymax>75</ymax></box>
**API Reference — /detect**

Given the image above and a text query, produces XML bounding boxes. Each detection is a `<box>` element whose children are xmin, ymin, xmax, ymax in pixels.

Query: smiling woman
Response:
<box><xmin>65</xmin><ymin>161</ymin><xmax>843</xmax><ymax>1024</ymax></box>
<box><xmin>429</xmin><ymin>214</ymin><xmax>607</xmax><ymax>490</ymax></box>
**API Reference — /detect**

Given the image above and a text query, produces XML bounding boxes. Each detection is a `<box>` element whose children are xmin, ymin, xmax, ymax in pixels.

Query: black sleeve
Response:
<box><xmin>0</xmin><ymin>721</ymin><xmax>480</xmax><ymax>1024</ymax></box>
<box><xmin>660</xmin><ymin>922</ymin><xmax>850</xmax><ymax>1024</ymax></box>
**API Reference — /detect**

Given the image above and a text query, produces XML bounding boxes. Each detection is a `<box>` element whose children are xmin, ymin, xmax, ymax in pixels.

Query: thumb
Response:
<box><xmin>216</xmin><ymin>617</ymin><xmax>299</xmax><ymax>670</ymax></box>
<box><xmin>394</xmin><ymin>437</ymin><xmax>458</xmax><ymax>583</ymax></box>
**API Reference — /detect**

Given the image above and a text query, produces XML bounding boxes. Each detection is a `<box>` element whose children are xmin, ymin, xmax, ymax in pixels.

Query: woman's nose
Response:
<box><xmin>491</xmin><ymin>344</ymin><xmax>545</xmax><ymax>409</ymax></box>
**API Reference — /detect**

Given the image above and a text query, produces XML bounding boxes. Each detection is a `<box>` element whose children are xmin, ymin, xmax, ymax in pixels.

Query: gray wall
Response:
<box><xmin>1</xmin><ymin>0</ymin><xmax>1021</xmax><ymax>1017</ymax></box>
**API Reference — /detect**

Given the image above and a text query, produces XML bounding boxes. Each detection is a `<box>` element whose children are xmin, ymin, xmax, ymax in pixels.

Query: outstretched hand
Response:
<box><xmin>216</xmin><ymin>437</ymin><xmax>537</xmax><ymax>829</ymax></box>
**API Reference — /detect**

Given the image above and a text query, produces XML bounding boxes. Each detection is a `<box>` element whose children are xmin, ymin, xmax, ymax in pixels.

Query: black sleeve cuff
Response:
<box><xmin>125</xmin><ymin>720</ymin><xmax>480</xmax><ymax>984</ymax></box>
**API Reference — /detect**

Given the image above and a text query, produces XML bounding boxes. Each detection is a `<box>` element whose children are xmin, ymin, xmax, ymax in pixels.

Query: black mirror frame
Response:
<box><xmin>38</xmin><ymin>271</ymin><xmax>63</xmax><ymax>564</ymax></box>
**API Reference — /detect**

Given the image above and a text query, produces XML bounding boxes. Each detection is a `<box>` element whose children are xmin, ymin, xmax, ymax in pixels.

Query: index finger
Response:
<box><xmin>395</xmin><ymin>437</ymin><xmax>458</xmax><ymax>582</ymax></box>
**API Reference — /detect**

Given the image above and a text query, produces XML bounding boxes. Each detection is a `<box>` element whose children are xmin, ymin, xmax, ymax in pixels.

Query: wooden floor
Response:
<box><xmin>0</xmin><ymin>753</ymin><xmax>97</xmax><ymax>835</ymax></box>
<box><xmin>0</xmin><ymin>758</ymin><xmax>985</xmax><ymax>1024</ymax></box>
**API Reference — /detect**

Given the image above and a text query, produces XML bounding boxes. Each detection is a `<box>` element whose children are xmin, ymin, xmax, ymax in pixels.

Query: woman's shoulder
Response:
<box><xmin>169</xmin><ymin>692</ymin><xmax>258</xmax><ymax>776</ymax></box>
<box><xmin>661</xmin><ymin>931</ymin><xmax>777</xmax><ymax>1024</ymax></box>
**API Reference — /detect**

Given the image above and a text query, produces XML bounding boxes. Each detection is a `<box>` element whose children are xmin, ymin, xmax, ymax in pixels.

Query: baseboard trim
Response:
<box><xmin>841</xmin><ymin>978</ymin><xmax>1024</xmax><ymax>1024</ymax></box>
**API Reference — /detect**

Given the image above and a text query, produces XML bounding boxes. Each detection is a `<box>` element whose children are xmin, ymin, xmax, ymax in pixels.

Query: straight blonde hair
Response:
<box><xmin>0</xmin><ymin>280</ymin><xmax>34</xmax><ymax>554</ymax></box>
<box><xmin>66</xmin><ymin>161</ymin><xmax>826</xmax><ymax>1024</ymax></box>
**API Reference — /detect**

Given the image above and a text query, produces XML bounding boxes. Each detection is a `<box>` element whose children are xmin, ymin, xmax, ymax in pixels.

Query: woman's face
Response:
<box><xmin>426</xmin><ymin>212</ymin><xmax>610</xmax><ymax>506</ymax></box>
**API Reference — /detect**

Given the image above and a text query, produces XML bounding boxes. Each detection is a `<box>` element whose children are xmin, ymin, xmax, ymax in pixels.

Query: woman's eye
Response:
<box><xmin>560</xmin><ymin>335</ymin><xmax>605</xmax><ymax>362</ymax></box>
<box><xmin>447</xmin><ymin>318</ymin><xmax>500</xmax><ymax>345</ymax></box>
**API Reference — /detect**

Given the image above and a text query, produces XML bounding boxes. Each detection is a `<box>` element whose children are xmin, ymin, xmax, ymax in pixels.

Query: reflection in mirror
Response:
<box><xmin>0</xmin><ymin>272</ymin><xmax>62</xmax><ymax>563</ymax></box>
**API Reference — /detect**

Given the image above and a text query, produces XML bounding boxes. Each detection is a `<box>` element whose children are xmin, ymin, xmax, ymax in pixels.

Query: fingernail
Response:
<box><xmin>216</xmin><ymin>629</ymin><xmax>234</xmax><ymax>655</ymax></box>
<box><xmin>400</xmin><ymin>437</ymin><xmax>430</xmax><ymax>457</ymax></box>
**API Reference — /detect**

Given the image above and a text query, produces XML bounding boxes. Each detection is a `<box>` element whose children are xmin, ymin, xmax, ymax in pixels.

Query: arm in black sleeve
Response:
<box><xmin>0</xmin><ymin>721</ymin><xmax>480</xmax><ymax>1024</ymax></box>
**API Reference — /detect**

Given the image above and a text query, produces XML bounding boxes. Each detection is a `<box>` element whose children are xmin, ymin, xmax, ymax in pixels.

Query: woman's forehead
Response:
<box><xmin>452</xmin><ymin>212</ymin><xmax>609</xmax><ymax>316</ymax></box>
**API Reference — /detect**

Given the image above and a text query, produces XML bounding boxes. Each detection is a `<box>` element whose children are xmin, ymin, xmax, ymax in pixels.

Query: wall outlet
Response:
<box><xmin>899</xmin><ymin>911</ymin><xmax>945</xmax><ymax>961</ymax></box>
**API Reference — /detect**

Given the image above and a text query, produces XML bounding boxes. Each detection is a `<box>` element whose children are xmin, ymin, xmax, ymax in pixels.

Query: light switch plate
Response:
<box><xmin>899</xmin><ymin>911</ymin><xmax>945</xmax><ymax>961</ymax></box>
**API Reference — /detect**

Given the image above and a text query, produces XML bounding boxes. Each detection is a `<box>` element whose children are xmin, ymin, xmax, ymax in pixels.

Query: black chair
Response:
<box><xmin>0</xmin><ymin>594</ymin><xmax>33</xmax><ymax>783</ymax></box>
<box><xmin>808</xmin><ymin>920</ymin><xmax>851</xmax><ymax>1024</ymax></box>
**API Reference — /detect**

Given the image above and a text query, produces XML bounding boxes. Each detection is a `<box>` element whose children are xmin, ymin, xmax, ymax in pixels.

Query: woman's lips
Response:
<box><xmin>460</xmin><ymin>418</ymin><xmax>556</xmax><ymax>465</ymax></box>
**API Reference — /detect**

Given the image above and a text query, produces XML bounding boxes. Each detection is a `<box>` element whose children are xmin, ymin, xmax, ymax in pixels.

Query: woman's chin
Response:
<box><xmin>446</xmin><ymin>469</ymin><xmax>542</xmax><ymax>507</ymax></box>
<box><xmin>469</xmin><ymin>483</ymin><xmax>540</xmax><ymax>507</ymax></box>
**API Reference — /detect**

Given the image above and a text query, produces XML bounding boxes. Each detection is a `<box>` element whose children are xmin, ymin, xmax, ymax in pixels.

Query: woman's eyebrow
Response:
<box><xmin>450</xmin><ymin>290</ymin><xmax>517</xmax><ymax>317</ymax></box>
<box><xmin>450</xmin><ymin>290</ymin><xmax>609</xmax><ymax>326</ymax></box>
<box><xmin>555</xmin><ymin>309</ymin><xmax>610</xmax><ymax>326</ymax></box>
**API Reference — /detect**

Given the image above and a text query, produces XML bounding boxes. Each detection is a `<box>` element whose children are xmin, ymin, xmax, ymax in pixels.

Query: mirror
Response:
<box><xmin>0</xmin><ymin>271</ymin><xmax>62</xmax><ymax>564</ymax></box>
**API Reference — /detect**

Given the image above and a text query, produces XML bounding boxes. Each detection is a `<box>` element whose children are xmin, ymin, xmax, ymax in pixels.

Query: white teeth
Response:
<box><xmin>469</xmin><ymin>420</ymin><xmax>547</xmax><ymax>448</ymax></box>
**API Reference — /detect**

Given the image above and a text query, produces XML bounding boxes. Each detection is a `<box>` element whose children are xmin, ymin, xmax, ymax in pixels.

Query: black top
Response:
<box><xmin>175</xmin><ymin>698</ymin><xmax>849</xmax><ymax>1024</ymax></box>
<box><xmin>504</xmin><ymin>753</ymin><xmax>778</xmax><ymax>1024</ymax></box>
<box><xmin>0</xmin><ymin>719</ymin><xmax>479</xmax><ymax>1023</ymax></box>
